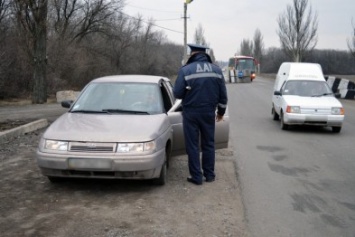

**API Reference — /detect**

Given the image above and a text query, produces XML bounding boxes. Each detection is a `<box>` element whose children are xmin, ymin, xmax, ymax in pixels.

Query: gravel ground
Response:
<box><xmin>0</xmin><ymin>104</ymin><xmax>250</xmax><ymax>237</ymax></box>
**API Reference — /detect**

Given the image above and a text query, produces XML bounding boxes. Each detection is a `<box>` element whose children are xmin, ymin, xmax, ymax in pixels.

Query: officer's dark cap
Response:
<box><xmin>187</xmin><ymin>43</ymin><xmax>209</xmax><ymax>53</ymax></box>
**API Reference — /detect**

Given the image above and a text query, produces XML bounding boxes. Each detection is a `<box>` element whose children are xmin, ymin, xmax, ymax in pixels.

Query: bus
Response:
<box><xmin>227</xmin><ymin>56</ymin><xmax>257</xmax><ymax>83</ymax></box>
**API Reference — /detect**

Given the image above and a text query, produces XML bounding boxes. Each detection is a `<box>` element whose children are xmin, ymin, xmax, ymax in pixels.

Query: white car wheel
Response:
<box><xmin>272</xmin><ymin>106</ymin><xmax>279</xmax><ymax>121</ymax></box>
<box><xmin>280</xmin><ymin>111</ymin><xmax>289</xmax><ymax>130</ymax></box>
<box><xmin>332</xmin><ymin>126</ymin><xmax>341</xmax><ymax>133</ymax></box>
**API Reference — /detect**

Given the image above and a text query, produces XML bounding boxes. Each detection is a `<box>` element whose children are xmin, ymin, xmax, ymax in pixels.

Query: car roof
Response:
<box><xmin>230</xmin><ymin>55</ymin><xmax>254</xmax><ymax>59</ymax></box>
<box><xmin>278</xmin><ymin>62</ymin><xmax>324</xmax><ymax>81</ymax></box>
<box><xmin>91</xmin><ymin>75</ymin><xmax>170</xmax><ymax>84</ymax></box>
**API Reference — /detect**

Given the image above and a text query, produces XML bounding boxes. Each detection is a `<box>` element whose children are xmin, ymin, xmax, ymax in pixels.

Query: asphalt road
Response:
<box><xmin>227</xmin><ymin>76</ymin><xmax>355</xmax><ymax>237</ymax></box>
<box><xmin>0</xmin><ymin>103</ymin><xmax>67</xmax><ymax>123</ymax></box>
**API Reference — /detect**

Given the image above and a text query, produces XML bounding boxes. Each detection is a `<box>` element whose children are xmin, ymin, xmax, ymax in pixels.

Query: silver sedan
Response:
<box><xmin>36</xmin><ymin>75</ymin><xmax>229</xmax><ymax>185</ymax></box>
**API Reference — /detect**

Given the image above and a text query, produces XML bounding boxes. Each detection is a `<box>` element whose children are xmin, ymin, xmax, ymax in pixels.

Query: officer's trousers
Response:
<box><xmin>183</xmin><ymin>110</ymin><xmax>216</xmax><ymax>182</ymax></box>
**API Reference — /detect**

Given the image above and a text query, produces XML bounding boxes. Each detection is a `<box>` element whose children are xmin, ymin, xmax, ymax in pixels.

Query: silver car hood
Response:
<box><xmin>43</xmin><ymin>113</ymin><xmax>170</xmax><ymax>142</ymax></box>
<box><xmin>283</xmin><ymin>95</ymin><xmax>342</xmax><ymax>108</ymax></box>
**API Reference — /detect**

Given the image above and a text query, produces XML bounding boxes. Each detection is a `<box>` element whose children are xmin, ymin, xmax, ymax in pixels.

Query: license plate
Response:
<box><xmin>68</xmin><ymin>158</ymin><xmax>112</xmax><ymax>170</ymax></box>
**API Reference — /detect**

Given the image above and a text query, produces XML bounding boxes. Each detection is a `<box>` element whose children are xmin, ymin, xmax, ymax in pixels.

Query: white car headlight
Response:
<box><xmin>117</xmin><ymin>141</ymin><xmax>156</xmax><ymax>153</ymax></box>
<box><xmin>44</xmin><ymin>139</ymin><xmax>68</xmax><ymax>151</ymax></box>
<box><xmin>331</xmin><ymin>107</ymin><xmax>345</xmax><ymax>115</ymax></box>
<box><xmin>286</xmin><ymin>106</ymin><xmax>300</xmax><ymax>113</ymax></box>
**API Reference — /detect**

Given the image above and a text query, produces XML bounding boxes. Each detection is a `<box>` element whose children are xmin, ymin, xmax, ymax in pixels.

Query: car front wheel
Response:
<box><xmin>153</xmin><ymin>152</ymin><xmax>167</xmax><ymax>185</ymax></box>
<box><xmin>332</xmin><ymin>126</ymin><xmax>341</xmax><ymax>133</ymax></box>
<box><xmin>47</xmin><ymin>176</ymin><xmax>63</xmax><ymax>183</ymax></box>
<box><xmin>272</xmin><ymin>106</ymin><xmax>279</xmax><ymax>120</ymax></box>
<box><xmin>280</xmin><ymin>111</ymin><xmax>289</xmax><ymax>130</ymax></box>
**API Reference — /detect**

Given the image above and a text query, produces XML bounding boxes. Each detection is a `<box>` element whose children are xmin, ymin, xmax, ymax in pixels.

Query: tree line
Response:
<box><xmin>0</xmin><ymin>0</ymin><xmax>183</xmax><ymax>102</ymax></box>
<box><xmin>236</xmin><ymin>0</ymin><xmax>355</xmax><ymax>75</ymax></box>
<box><xmin>0</xmin><ymin>0</ymin><xmax>354</xmax><ymax>102</ymax></box>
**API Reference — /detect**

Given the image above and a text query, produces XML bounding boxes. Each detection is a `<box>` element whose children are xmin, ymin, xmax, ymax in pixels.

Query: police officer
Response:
<box><xmin>173</xmin><ymin>44</ymin><xmax>228</xmax><ymax>185</ymax></box>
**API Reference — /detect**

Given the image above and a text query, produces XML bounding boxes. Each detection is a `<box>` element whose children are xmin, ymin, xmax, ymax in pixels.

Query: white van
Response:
<box><xmin>271</xmin><ymin>62</ymin><xmax>345</xmax><ymax>133</ymax></box>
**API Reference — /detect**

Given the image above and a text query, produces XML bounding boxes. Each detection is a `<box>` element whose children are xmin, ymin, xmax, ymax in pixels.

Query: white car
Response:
<box><xmin>272</xmin><ymin>79</ymin><xmax>345</xmax><ymax>132</ymax></box>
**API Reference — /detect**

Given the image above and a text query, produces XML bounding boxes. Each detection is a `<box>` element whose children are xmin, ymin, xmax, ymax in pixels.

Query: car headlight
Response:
<box><xmin>44</xmin><ymin>139</ymin><xmax>69</xmax><ymax>151</ymax></box>
<box><xmin>117</xmin><ymin>141</ymin><xmax>156</xmax><ymax>153</ymax></box>
<box><xmin>331</xmin><ymin>107</ymin><xmax>344</xmax><ymax>115</ymax></box>
<box><xmin>286</xmin><ymin>106</ymin><xmax>300</xmax><ymax>113</ymax></box>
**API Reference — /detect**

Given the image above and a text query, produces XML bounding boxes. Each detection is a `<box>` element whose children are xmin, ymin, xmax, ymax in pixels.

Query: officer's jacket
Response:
<box><xmin>173</xmin><ymin>53</ymin><xmax>228</xmax><ymax>116</ymax></box>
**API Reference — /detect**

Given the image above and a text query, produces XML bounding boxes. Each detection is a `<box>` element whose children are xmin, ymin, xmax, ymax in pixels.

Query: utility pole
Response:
<box><xmin>183</xmin><ymin>0</ymin><xmax>194</xmax><ymax>64</ymax></box>
<box><xmin>183</xmin><ymin>2</ymin><xmax>188</xmax><ymax>64</ymax></box>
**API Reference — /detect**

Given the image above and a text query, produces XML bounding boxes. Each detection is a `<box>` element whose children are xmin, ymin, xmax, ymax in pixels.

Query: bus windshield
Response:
<box><xmin>236</xmin><ymin>59</ymin><xmax>255</xmax><ymax>70</ymax></box>
<box><xmin>227</xmin><ymin>56</ymin><xmax>257</xmax><ymax>82</ymax></box>
<box><xmin>228</xmin><ymin>57</ymin><xmax>256</xmax><ymax>71</ymax></box>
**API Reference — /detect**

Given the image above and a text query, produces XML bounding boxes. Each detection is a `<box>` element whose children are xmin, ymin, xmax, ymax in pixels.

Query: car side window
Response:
<box><xmin>160</xmin><ymin>81</ymin><xmax>173</xmax><ymax>112</ymax></box>
<box><xmin>280</xmin><ymin>81</ymin><xmax>287</xmax><ymax>94</ymax></box>
<box><xmin>282</xmin><ymin>81</ymin><xmax>300</xmax><ymax>95</ymax></box>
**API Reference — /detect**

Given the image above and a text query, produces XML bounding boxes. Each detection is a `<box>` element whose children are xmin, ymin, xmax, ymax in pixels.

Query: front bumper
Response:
<box><xmin>284</xmin><ymin>113</ymin><xmax>344</xmax><ymax>127</ymax></box>
<box><xmin>36</xmin><ymin>149</ymin><xmax>165</xmax><ymax>179</ymax></box>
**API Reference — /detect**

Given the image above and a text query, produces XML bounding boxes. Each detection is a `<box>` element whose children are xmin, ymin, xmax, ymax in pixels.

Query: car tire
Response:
<box><xmin>331</xmin><ymin>126</ymin><xmax>341</xmax><ymax>133</ymax></box>
<box><xmin>166</xmin><ymin>144</ymin><xmax>171</xmax><ymax>169</ymax></box>
<box><xmin>153</xmin><ymin>152</ymin><xmax>167</xmax><ymax>186</ymax></box>
<box><xmin>272</xmin><ymin>106</ymin><xmax>279</xmax><ymax>120</ymax></box>
<box><xmin>47</xmin><ymin>176</ymin><xmax>63</xmax><ymax>183</ymax></box>
<box><xmin>280</xmin><ymin>111</ymin><xmax>288</xmax><ymax>130</ymax></box>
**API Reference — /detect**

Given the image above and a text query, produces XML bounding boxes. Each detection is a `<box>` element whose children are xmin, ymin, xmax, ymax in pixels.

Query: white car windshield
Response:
<box><xmin>282</xmin><ymin>80</ymin><xmax>333</xmax><ymax>97</ymax></box>
<box><xmin>71</xmin><ymin>82</ymin><xmax>164</xmax><ymax>114</ymax></box>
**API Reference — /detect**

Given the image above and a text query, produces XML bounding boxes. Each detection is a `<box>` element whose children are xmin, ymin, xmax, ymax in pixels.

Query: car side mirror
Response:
<box><xmin>274</xmin><ymin>91</ymin><xmax>282</xmax><ymax>96</ymax></box>
<box><xmin>61</xmin><ymin>100</ymin><xmax>73</xmax><ymax>108</ymax></box>
<box><xmin>334</xmin><ymin>93</ymin><xmax>341</xmax><ymax>99</ymax></box>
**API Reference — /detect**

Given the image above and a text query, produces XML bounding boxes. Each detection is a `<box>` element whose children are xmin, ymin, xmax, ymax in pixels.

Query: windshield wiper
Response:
<box><xmin>102</xmin><ymin>109</ymin><xmax>150</xmax><ymax>115</ymax></box>
<box><xmin>311</xmin><ymin>93</ymin><xmax>333</xmax><ymax>97</ymax></box>
<box><xmin>71</xmin><ymin>110</ymin><xmax>109</xmax><ymax>114</ymax></box>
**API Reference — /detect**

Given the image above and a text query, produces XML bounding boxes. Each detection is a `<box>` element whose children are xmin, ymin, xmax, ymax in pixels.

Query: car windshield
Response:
<box><xmin>71</xmin><ymin>82</ymin><xmax>164</xmax><ymax>114</ymax></box>
<box><xmin>282</xmin><ymin>80</ymin><xmax>333</xmax><ymax>97</ymax></box>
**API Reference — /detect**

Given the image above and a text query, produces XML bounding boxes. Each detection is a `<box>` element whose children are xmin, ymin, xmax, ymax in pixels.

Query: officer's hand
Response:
<box><xmin>216</xmin><ymin>114</ymin><xmax>224</xmax><ymax>122</ymax></box>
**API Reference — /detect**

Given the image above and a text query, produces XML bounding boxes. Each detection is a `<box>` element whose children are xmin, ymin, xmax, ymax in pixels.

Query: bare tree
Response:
<box><xmin>193</xmin><ymin>23</ymin><xmax>215</xmax><ymax>62</ymax></box>
<box><xmin>136</xmin><ymin>19</ymin><xmax>160</xmax><ymax>73</ymax></box>
<box><xmin>0</xmin><ymin>0</ymin><xmax>186</xmax><ymax>100</ymax></box>
<box><xmin>253</xmin><ymin>28</ymin><xmax>264</xmax><ymax>66</ymax></box>
<box><xmin>239</xmin><ymin>38</ymin><xmax>253</xmax><ymax>56</ymax></box>
<box><xmin>193</xmin><ymin>23</ymin><xmax>207</xmax><ymax>45</ymax></box>
<box><xmin>46</xmin><ymin>0</ymin><xmax>124</xmax><ymax>91</ymax></box>
<box><xmin>0</xmin><ymin>0</ymin><xmax>11</xmax><ymax>24</ymax></box>
<box><xmin>57</xmin><ymin>2</ymin><xmax>122</xmax><ymax>47</ymax></box>
<box><xmin>277</xmin><ymin>0</ymin><xmax>318</xmax><ymax>62</ymax></box>
<box><xmin>14</xmin><ymin>0</ymin><xmax>48</xmax><ymax>104</ymax></box>
<box><xmin>0</xmin><ymin>0</ymin><xmax>12</xmax><ymax>54</ymax></box>
<box><xmin>49</xmin><ymin>0</ymin><xmax>124</xmax><ymax>43</ymax></box>
<box><xmin>104</xmin><ymin>14</ymin><xmax>143</xmax><ymax>73</ymax></box>
<box><xmin>0</xmin><ymin>0</ymin><xmax>12</xmax><ymax>97</ymax></box>
<box><xmin>347</xmin><ymin>19</ymin><xmax>355</xmax><ymax>57</ymax></box>
<box><xmin>208</xmin><ymin>48</ymin><xmax>216</xmax><ymax>62</ymax></box>
<box><xmin>262</xmin><ymin>47</ymin><xmax>289</xmax><ymax>73</ymax></box>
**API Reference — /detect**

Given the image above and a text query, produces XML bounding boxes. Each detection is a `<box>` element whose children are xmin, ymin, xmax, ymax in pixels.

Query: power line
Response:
<box><xmin>155</xmin><ymin>18</ymin><xmax>182</xmax><ymax>22</ymax></box>
<box><xmin>121</xmin><ymin>12</ymin><xmax>183</xmax><ymax>34</ymax></box>
<box><xmin>126</xmin><ymin>4</ymin><xmax>181</xmax><ymax>14</ymax></box>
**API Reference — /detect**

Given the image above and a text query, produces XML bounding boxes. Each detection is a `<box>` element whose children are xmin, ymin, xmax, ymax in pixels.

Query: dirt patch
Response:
<box><xmin>0</xmin><ymin>129</ymin><xmax>250</xmax><ymax>237</ymax></box>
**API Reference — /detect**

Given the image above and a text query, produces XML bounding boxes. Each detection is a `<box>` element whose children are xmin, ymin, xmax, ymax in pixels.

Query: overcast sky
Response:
<box><xmin>124</xmin><ymin>0</ymin><xmax>355</xmax><ymax>61</ymax></box>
